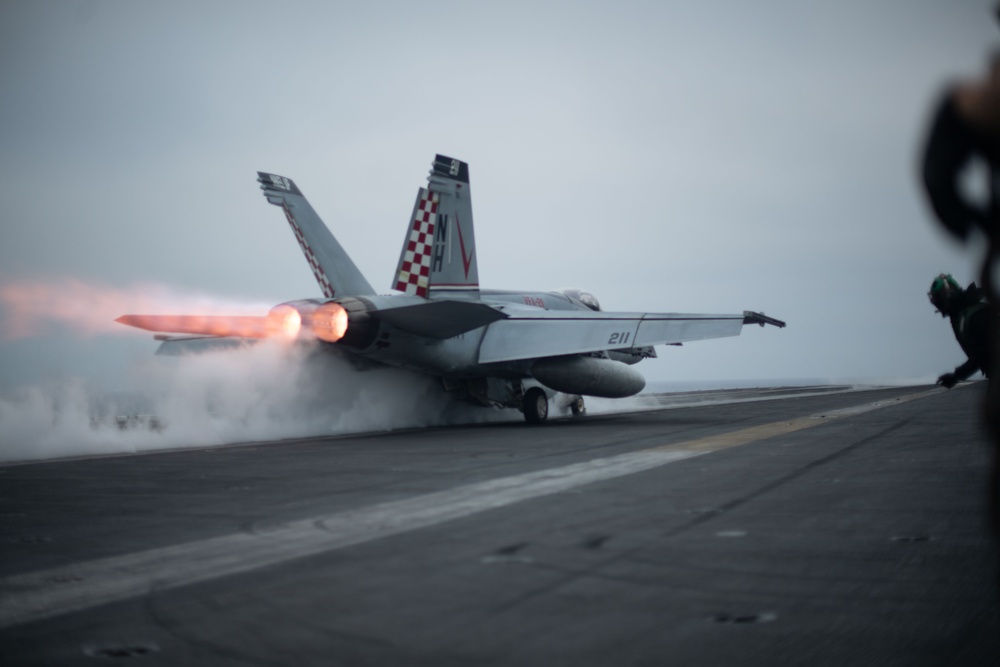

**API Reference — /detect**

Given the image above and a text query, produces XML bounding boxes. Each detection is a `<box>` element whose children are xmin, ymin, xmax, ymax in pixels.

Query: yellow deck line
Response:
<box><xmin>658</xmin><ymin>388</ymin><xmax>941</xmax><ymax>455</ymax></box>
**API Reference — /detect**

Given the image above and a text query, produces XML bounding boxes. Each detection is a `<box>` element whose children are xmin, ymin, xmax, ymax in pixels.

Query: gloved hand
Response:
<box><xmin>937</xmin><ymin>372</ymin><xmax>959</xmax><ymax>388</ymax></box>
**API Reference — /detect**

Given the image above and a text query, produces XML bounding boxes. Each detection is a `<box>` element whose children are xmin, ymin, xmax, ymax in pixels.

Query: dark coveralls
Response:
<box><xmin>943</xmin><ymin>284</ymin><xmax>995</xmax><ymax>387</ymax></box>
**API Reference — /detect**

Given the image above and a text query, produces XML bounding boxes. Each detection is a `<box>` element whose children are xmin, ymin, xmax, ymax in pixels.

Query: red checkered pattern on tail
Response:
<box><xmin>394</xmin><ymin>189</ymin><xmax>438</xmax><ymax>297</ymax></box>
<box><xmin>282</xmin><ymin>205</ymin><xmax>334</xmax><ymax>298</ymax></box>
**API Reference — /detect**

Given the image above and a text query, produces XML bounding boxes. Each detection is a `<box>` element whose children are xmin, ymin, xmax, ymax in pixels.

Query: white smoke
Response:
<box><xmin>0</xmin><ymin>341</ymin><xmax>515</xmax><ymax>464</ymax></box>
<box><xmin>0</xmin><ymin>341</ymin><xmax>928</xmax><ymax>465</ymax></box>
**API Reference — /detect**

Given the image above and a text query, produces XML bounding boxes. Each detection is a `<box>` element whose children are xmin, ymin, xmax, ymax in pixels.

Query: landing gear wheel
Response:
<box><xmin>523</xmin><ymin>387</ymin><xmax>549</xmax><ymax>423</ymax></box>
<box><xmin>570</xmin><ymin>396</ymin><xmax>586</xmax><ymax>416</ymax></box>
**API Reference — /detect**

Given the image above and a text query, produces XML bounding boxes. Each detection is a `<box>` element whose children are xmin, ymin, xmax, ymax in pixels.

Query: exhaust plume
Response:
<box><xmin>0</xmin><ymin>278</ymin><xmax>271</xmax><ymax>341</ymax></box>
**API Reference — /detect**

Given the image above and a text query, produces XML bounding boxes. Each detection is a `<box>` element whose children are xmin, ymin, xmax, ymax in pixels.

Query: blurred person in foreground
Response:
<box><xmin>922</xmin><ymin>39</ymin><xmax>1000</xmax><ymax>539</ymax></box>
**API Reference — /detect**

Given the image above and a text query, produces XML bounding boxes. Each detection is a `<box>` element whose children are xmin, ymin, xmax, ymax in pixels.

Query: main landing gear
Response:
<box><xmin>521</xmin><ymin>390</ymin><xmax>587</xmax><ymax>423</ymax></box>
<box><xmin>522</xmin><ymin>387</ymin><xmax>548</xmax><ymax>423</ymax></box>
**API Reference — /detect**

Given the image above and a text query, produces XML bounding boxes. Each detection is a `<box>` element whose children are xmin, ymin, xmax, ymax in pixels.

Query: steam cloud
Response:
<box><xmin>0</xmin><ymin>339</ymin><xmax>923</xmax><ymax>465</ymax></box>
<box><xmin>0</xmin><ymin>341</ymin><xmax>515</xmax><ymax>464</ymax></box>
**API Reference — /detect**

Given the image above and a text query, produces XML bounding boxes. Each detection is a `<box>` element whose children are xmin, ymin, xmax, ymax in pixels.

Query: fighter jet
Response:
<box><xmin>117</xmin><ymin>154</ymin><xmax>784</xmax><ymax>422</ymax></box>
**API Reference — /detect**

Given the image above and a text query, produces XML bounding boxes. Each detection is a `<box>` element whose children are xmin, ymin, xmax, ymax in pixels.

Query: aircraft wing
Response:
<box><xmin>479</xmin><ymin>310</ymin><xmax>783</xmax><ymax>364</ymax></box>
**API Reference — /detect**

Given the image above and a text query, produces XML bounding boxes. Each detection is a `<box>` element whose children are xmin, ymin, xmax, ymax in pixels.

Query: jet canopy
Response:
<box><xmin>560</xmin><ymin>288</ymin><xmax>601</xmax><ymax>312</ymax></box>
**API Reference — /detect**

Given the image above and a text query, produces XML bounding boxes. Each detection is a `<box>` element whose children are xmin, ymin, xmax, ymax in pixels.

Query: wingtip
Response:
<box><xmin>743</xmin><ymin>311</ymin><xmax>786</xmax><ymax>328</ymax></box>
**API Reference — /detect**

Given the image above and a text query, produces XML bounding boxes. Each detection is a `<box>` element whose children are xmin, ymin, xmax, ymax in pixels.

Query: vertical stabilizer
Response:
<box><xmin>393</xmin><ymin>187</ymin><xmax>439</xmax><ymax>297</ymax></box>
<box><xmin>393</xmin><ymin>155</ymin><xmax>479</xmax><ymax>298</ymax></box>
<box><xmin>258</xmin><ymin>172</ymin><xmax>375</xmax><ymax>298</ymax></box>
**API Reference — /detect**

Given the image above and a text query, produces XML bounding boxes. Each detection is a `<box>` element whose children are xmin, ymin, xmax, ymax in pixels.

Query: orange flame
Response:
<box><xmin>114</xmin><ymin>314</ymin><xmax>271</xmax><ymax>338</ymax></box>
<box><xmin>0</xmin><ymin>278</ymin><xmax>271</xmax><ymax>340</ymax></box>
<box><xmin>266</xmin><ymin>305</ymin><xmax>303</xmax><ymax>339</ymax></box>
<box><xmin>312</xmin><ymin>302</ymin><xmax>348</xmax><ymax>343</ymax></box>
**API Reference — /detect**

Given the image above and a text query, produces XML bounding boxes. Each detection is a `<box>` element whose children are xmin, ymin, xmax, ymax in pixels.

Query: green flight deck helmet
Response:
<box><xmin>928</xmin><ymin>273</ymin><xmax>962</xmax><ymax>316</ymax></box>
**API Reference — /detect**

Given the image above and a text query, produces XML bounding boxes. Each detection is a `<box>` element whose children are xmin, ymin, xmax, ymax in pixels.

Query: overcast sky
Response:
<box><xmin>1</xmin><ymin>0</ymin><xmax>997</xmax><ymax>396</ymax></box>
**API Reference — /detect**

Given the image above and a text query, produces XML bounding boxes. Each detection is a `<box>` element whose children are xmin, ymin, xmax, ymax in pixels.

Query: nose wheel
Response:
<box><xmin>523</xmin><ymin>387</ymin><xmax>549</xmax><ymax>423</ymax></box>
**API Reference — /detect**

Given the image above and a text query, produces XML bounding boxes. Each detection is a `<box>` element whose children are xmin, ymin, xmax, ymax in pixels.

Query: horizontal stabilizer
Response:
<box><xmin>371</xmin><ymin>300</ymin><xmax>507</xmax><ymax>339</ymax></box>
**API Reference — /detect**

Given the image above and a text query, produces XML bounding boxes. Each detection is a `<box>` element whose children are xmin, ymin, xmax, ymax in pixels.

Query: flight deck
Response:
<box><xmin>1</xmin><ymin>384</ymin><xmax>997</xmax><ymax>665</ymax></box>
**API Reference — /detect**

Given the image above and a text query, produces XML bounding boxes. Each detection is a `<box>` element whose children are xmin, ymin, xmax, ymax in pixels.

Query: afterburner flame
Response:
<box><xmin>312</xmin><ymin>302</ymin><xmax>348</xmax><ymax>343</ymax></box>
<box><xmin>115</xmin><ymin>314</ymin><xmax>271</xmax><ymax>338</ymax></box>
<box><xmin>117</xmin><ymin>305</ymin><xmax>310</xmax><ymax>340</ymax></box>
<box><xmin>0</xmin><ymin>278</ymin><xmax>271</xmax><ymax>340</ymax></box>
<box><xmin>267</xmin><ymin>305</ymin><xmax>302</xmax><ymax>339</ymax></box>
<box><xmin>1</xmin><ymin>278</ymin><xmax>353</xmax><ymax>344</ymax></box>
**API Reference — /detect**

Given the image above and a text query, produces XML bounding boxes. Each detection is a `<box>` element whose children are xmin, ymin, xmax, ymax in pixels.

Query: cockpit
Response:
<box><xmin>559</xmin><ymin>288</ymin><xmax>601</xmax><ymax>312</ymax></box>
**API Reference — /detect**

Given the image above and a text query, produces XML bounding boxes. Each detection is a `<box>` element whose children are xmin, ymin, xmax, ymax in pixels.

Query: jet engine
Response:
<box><xmin>116</xmin><ymin>297</ymin><xmax>382</xmax><ymax>348</ymax></box>
<box><xmin>531</xmin><ymin>355</ymin><xmax>645</xmax><ymax>398</ymax></box>
<box><xmin>268</xmin><ymin>297</ymin><xmax>380</xmax><ymax>349</ymax></box>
